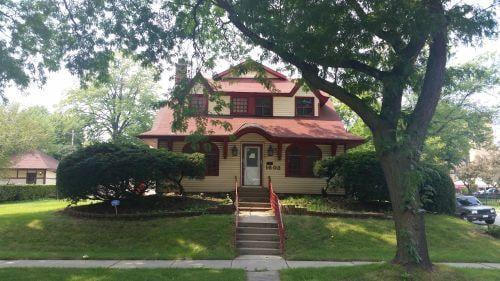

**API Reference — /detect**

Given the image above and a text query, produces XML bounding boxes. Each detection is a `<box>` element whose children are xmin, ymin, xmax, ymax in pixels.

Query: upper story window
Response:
<box><xmin>231</xmin><ymin>97</ymin><xmax>249</xmax><ymax>114</ymax></box>
<box><xmin>255</xmin><ymin>97</ymin><xmax>272</xmax><ymax>116</ymax></box>
<box><xmin>295</xmin><ymin>97</ymin><xmax>314</xmax><ymax>117</ymax></box>
<box><xmin>189</xmin><ymin>95</ymin><xmax>208</xmax><ymax>115</ymax></box>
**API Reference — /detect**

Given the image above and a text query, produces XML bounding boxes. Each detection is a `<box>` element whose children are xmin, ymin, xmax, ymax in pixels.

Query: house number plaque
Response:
<box><xmin>266</xmin><ymin>165</ymin><xmax>281</xmax><ymax>170</ymax></box>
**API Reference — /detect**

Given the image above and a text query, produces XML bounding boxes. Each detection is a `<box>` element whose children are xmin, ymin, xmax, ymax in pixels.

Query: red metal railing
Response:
<box><xmin>268</xmin><ymin>176</ymin><xmax>285</xmax><ymax>254</ymax></box>
<box><xmin>234</xmin><ymin>176</ymin><xmax>239</xmax><ymax>248</ymax></box>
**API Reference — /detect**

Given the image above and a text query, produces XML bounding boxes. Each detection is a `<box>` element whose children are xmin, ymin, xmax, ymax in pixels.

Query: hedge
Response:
<box><xmin>0</xmin><ymin>185</ymin><xmax>57</xmax><ymax>202</ymax></box>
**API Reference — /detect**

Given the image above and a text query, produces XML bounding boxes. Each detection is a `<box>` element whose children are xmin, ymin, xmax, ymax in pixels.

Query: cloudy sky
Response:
<box><xmin>4</xmin><ymin>1</ymin><xmax>500</xmax><ymax>143</ymax></box>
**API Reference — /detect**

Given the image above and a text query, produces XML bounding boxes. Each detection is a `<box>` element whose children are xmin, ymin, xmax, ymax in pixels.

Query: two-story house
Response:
<box><xmin>139</xmin><ymin>61</ymin><xmax>364</xmax><ymax>194</ymax></box>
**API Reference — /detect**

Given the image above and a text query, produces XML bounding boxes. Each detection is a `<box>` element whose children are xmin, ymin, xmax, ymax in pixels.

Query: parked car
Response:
<box><xmin>485</xmin><ymin>188</ymin><xmax>498</xmax><ymax>195</ymax></box>
<box><xmin>455</xmin><ymin>196</ymin><xmax>496</xmax><ymax>224</ymax></box>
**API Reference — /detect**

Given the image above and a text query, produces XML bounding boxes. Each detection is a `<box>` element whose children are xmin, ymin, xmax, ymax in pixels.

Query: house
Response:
<box><xmin>0</xmin><ymin>150</ymin><xmax>59</xmax><ymax>185</ymax></box>
<box><xmin>139</xmin><ymin>61</ymin><xmax>363</xmax><ymax>194</ymax></box>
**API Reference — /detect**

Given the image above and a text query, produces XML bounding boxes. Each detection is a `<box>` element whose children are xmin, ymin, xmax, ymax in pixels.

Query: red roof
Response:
<box><xmin>140</xmin><ymin>100</ymin><xmax>364</xmax><ymax>145</ymax></box>
<box><xmin>8</xmin><ymin>150</ymin><xmax>59</xmax><ymax>171</ymax></box>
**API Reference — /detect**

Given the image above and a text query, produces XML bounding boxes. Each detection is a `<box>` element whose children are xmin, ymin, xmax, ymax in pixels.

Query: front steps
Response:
<box><xmin>236</xmin><ymin>187</ymin><xmax>281</xmax><ymax>256</ymax></box>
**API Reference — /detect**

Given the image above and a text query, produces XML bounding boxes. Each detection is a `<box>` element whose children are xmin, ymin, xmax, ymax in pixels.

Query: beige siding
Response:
<box><xmin>208</xmin><ymin>95</ymin><xmax>230</xmax><ymax>115</ymax></box>
<box><xmin>143</xmin><ymin>138</ymin><xmax>158</xmax><ymax>148</ymax></box>
<box><xmin>167</xmin><ymin>133</ymin><xmax>345</xmax><ymax>194</ymax></box>
<box><xmin>273</xmin><ymin>86</ymin><xmax>318</xmax><ymax>117</ymax></box>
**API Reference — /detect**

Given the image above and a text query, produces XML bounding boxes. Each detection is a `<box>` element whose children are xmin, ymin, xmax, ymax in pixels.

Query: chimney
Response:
<box><xmin>175</xmin><ymin>58</ymin><xmax>188</xmax><ymax>86</ymax></box>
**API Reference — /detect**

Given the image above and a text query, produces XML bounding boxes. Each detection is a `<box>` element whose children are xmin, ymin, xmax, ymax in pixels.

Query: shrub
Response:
<box><xmin>486</xmin><ymin>225</ymin><xmax>500</xmax><ymax>239</ymax></box>
<box><xmin>0</xmin><ymin>185</ymin><xmax>57</xmax><ymax>202</ymax></box>
<box><xmin>419</xmin><ymin>164</ymin><xmax>456</xmax><ymax>215</ymax></box>
<box><xmin>315</xmin><ymin>151</ymin><xmax>388</xmax><ymax>202</ymax></box>
<box><xmin>314</xmin><ymin>151</ymin><xmax>455</xmax><ymax>214</ymax></box>
<box><xmin>57</xmin><ymin>143</ymin><xmax>205</xmax><ymax>203</ymax></box>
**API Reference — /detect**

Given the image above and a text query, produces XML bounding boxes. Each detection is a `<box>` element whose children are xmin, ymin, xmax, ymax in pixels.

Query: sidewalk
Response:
<box><xmin>1</xmin><ymin>256</ymin><xmax>500</xmax><ymax>271</ymax></box>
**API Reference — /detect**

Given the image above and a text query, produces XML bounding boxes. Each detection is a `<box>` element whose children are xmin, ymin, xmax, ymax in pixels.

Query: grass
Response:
<box><xmin>0</xmin><ymin>200</ymin><xmax>235</xmax><ymax>259</ymax></box>
<box><xmin>280</xmin><ymin>195</ymin><xmax>391</xmax><ymax>213</ymax></box>
<box><xmin>280</xmin><ymin>263</ymin><xmax>500</xmax><ymax>281</ymax></box>
<box><xmin>0</xmin><ymin>268</ymin><xmax>246</xmax><ymax>281</ymax></box>
<box><xmin>285</xmin><ymin>214</ymin><xmax>500</xmax><ymax>262</ymax></box>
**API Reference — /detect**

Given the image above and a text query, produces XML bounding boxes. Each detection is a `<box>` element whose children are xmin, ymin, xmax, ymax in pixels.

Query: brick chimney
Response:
<box><xmin>174</xmin><ymin>58</ymin><xmax>188</xmax><ymax>86</ymax></box>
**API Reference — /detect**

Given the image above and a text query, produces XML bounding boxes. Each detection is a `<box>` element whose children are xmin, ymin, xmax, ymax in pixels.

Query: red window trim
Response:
<box><xmin>295</xmin><ymin>97</ymin><xmax>315</xmax><ymax>117</ymax></box>
<box><xmin>255</xmin><ymin>96</ymin><xmax>273</xmax><ymax>117</ymax></box>
<box><xmin>182</xmin><ymin>142</ymin><xmax>219</xmax><ymax>176</ymax></box>
<box><xmin>230</xmin><ymin>96</ymin><xmax>251</xmax><ymax>115</ymax></box>
<box><xmin>285</xmin><ymin>143</ymin><xmax>322</xmax><ymax>178</ymax></box>
<box><xmin>189</xmin><ymin>94</ymin><xmax>208</xmax><ymax>115</ymax></box>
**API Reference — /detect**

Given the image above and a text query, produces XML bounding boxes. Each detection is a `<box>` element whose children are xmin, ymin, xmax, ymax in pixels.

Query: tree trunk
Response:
<box><xmin>379</xmin><ymin>150</ymin><xmax>433</xmax><ymax>270</ymax></box>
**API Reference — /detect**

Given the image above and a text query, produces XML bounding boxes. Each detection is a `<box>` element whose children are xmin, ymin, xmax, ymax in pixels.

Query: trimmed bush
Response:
<box><xmin>57</xmin><ymin>143</ymin><xmax>205</xmax><ymax>203</ymax></box>
<box><xmin>0</xmin><ymin>185</ymin><xmax>57</xmax><ymax>202</ymax></box>
<box><xmin>314</xmin><ymin>151</ymin><xmax>388</xmax><ymax>202</ymax></box>
<box><xmin>314</xmin><ymin>151</ymin><xmax>455</xmax><ymax>214</ymax></box>
<box><xmin>419</xmin><ymin>164</ymin><xmax>456</xmax><ymax>215</ymax></box>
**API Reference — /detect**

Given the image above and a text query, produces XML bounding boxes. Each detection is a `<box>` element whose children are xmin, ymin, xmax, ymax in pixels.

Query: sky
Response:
<box><xmin>4</xmin><ymin>2</ymin><xmax>500</xmax><ymax>143</ymax></box>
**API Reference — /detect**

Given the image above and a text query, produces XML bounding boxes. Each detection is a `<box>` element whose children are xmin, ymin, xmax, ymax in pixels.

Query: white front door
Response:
<box><xmin>243</xmin><ymin>146</ymin><xmax>261</xmax><ymax>186</ymax></box>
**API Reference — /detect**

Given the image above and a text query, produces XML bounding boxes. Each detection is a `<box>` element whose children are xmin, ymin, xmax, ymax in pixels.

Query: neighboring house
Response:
<box><xmin>139</xmin><ymin>61</ymin><xmax>363</xmax><ymax>194</ymax></box>
<box><xmin>0</xmin><ymin>150</ymin><xmax>59</xmax><ymax>185</ymax></box>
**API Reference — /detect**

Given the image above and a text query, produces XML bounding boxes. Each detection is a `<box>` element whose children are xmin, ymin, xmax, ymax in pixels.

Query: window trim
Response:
<box><xmin>285</xmin><ymin>144</ymin><xmax>322</xmax><ymax>178</ymax></box>
<box><xmin>189</xmin><ymin>94</ymin><xmax>208</xmax><ymax>115</ymax></box>
<box><xmin>230</xmin><ymin>96</ymin><xmax>250</xmax><ymax>115</ymax></box>
<box><xmin>182</xmin><ymin>142</ymin><xmax>220</xmax><ymax>176</ymax></box>
<box><xmin>295</xmin><ymin>97</ymin><xmax>315</xmax><ymax>117</ymax></box>
<box><xmin>255</xmin><ymin>96</ymin><xmax>273</xmax><ymax>117</ymax></box>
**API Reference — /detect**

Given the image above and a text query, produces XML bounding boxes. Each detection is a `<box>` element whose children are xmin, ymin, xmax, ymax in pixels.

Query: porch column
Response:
<box><xmin>277</xmin><ymin>142</ymin><xmax>282</xmax><ymax>160</ymax></box>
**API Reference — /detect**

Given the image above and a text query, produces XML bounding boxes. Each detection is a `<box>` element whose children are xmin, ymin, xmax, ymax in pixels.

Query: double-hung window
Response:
<box><xmin>295</xmin><ymin>97</ymin><xmax>314</xmax><ymax>117</ymax></box>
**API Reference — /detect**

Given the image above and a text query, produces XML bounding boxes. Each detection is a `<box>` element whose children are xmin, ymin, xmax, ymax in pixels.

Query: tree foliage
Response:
<box><xmin>60</xmin><ymin>55</ymin><xmax>160</xmax><ymax>142</ymax></box>
<box><xmin>57</xmin><ymin>143</ymin><xmax>205</xmax><ymax>203</ymax></box>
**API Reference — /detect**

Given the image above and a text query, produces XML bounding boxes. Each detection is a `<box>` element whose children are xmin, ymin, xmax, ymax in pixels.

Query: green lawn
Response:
<box><xmin>285</xmin><ymin>215</ymin><xmax>500</xmax><ymax>262</ymax></box>
<box><xmin>280</xmin><ymin>263</ymin><xmax>500</xmax><ymax>281</ymax></box>
<box><xmin>0</xmin><ymin>268</ymin><xmax>245</xmax><ymax>281</ymax></box>
<box><xmin>0</xmin><ymin>200</ymin><xmax>235</xmax><ymax>259</ymax></box>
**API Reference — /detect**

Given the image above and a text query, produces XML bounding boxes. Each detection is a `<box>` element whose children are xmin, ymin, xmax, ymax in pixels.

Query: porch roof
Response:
<box><xmin>139</xmin><ymin>101</ymin><xmax>364</xmax><ymax>146</ymax></box>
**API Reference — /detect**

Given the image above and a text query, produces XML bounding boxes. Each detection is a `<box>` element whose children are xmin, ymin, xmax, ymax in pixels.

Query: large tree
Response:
<box><xmin>0</xmin><ymin>0</ymin><xmax>497</xmax><ymax>270</ymax></box>
<box><xmin>60</xmin><ymin>55</ymin><xmax>160</xmax><ymax>142</ymax></box>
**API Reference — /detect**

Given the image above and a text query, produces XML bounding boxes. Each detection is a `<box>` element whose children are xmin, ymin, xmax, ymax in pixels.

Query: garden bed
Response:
<box><xmin>64</xmin><ymin>195</ymin><xmax>234</xmax><ymax>219</ymax></box>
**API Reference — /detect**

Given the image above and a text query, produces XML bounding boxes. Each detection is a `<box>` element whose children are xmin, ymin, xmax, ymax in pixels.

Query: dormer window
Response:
<box><xmin>255</xmin><ymin>97</ymin><xmax>272</xmax><ymax>116</ymax></box>
<box><xmin>231</xmin><ymin>97</ymin><xmax>249</xmax><ymax>114</ymax></box>
<box><xmin>189</xmin><ymin>95</ymin><xmax>208</xmax><ymax>115</ymax></box>
<box><xmin>295</xmin><ymin>97</ymin><xmax>314</xmax><ymax>117</ymax></box>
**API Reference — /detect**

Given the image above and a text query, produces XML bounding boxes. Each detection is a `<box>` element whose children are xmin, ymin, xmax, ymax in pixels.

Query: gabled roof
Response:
<box><xmin>191</xmin><ymin>61</ymin><xmax>329</xmax><ymax>105</ymax></box>
<box><xmin>8</xmin><ymin>150</ymin><xmax>59</xmax><ymax>171</ymax></box>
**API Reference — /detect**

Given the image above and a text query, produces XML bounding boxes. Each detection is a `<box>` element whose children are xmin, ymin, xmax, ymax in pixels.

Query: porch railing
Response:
<box><xmin>268</xmin><ymin>176</ymin><xmax>285</xmax><ymax>255</ymax></box>
<box><xmin>234</xmin><ymin>176</ymin><xmax>239</xmax><ymax>248</ymax></box>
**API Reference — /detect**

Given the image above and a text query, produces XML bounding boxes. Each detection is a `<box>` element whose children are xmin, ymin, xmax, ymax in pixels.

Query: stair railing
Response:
<box><xmin>234</xmin><ymin>176</ymin><xmax>239</xmax><ymax>249</ymax></box>
<box><xmin>268</xmin><ymin>176</ymin><xmax>285</xmax><ymax>255</ymax></box>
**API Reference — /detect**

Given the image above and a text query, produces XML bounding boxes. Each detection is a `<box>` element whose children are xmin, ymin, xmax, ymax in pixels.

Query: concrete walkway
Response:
<box><xmin>1</xmin><ymin>256</ymin><xmax>500</xmax><ymax>270</ymax></box>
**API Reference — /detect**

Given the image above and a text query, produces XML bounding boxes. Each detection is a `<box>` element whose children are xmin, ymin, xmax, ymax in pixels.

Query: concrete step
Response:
<box><xmin>238</xmin><ymin>221</ymin><xmax>277</xmax><ymax>228</ymax></box>
<box><xmin>239</xmin><ymin>206</ymin><xmax>272</xmax><ymax>212</ymax></box>
<box><xmin>239</xmin><ymin>202</ymin><xmax>271</xmax><ymax>208</ymax></box>
<box><xmin>239</xmin><ymin>196</ymin><xmax>269</xmax><ymax>202</ymax></box>
<box><xmin>237</xmin><ymin>240</ymin><xmax>280</xmax><ymax>248</ymax></box>
<box><xmin>238</xmin><ymin>247</ymin><xmax>281</xmax><ymax>255</ymax></box>
<box><xmin>237</xmin><ymin>233</ymin><xmax>279</xmax><ymax>241</ymax></box>
<box><xmin>237</xmin><ymin>226</ymin><xmax>279</xmax><ymax>234</ymax></box>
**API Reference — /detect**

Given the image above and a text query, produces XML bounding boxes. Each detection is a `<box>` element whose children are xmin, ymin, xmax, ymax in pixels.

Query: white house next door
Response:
<box><xmin>243</xmin><ymin>145</ymin><xmax>261</xmax><ymax>186</ymax></box>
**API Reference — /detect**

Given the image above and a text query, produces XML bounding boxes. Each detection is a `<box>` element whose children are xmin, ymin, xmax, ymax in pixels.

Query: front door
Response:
<box><xmin>243</xmin><ymin>145</ymin><xmax>261</xmax><ymax>186</ymax></box>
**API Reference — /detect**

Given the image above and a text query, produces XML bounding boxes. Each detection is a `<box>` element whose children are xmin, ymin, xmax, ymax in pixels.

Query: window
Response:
<box><xmin>286</xmin><ymin>144</ymin><xmax>322</xmax><ymax>177</ymax></box>
<box><xmin>296</xmin><ymin>97</ymin><xmax>314</xmax><ymax>116</ymax></box>
<box><xmin>255</xmin><ymin>97</ymin><xmax>272</xmax><ymax>116</ymax></box>
<box><xmin>231</xmin><ymin>97</ymin><xmax>249</xmax><ymax>114</ymax></box>
<box><xmin>183</xmin><ymin>142</ymin><xmax>219</xmax><ymax>176</ymax></box>
<box><xmin>26</xmin><ymin>171</ymin><xmax>37</xmax><ymax>184</ymax></box>
<box><xmin>189</xmin><ymin>95</ymin><xmax>208</xmax><ymax>115</ymax></box>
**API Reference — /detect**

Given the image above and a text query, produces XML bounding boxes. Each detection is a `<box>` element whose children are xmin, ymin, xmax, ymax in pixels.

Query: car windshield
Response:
<box><xmin>457</xmin><ymin>197</ymin><xmax>482</xmax><ymax>206</ymax></box>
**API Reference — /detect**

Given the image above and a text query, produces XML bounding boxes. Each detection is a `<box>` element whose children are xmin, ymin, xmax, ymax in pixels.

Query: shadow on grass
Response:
<box><xmin>0</xmin><ymin>201</ymin><xmax>236</xmax><ymax>260</ymax></box>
